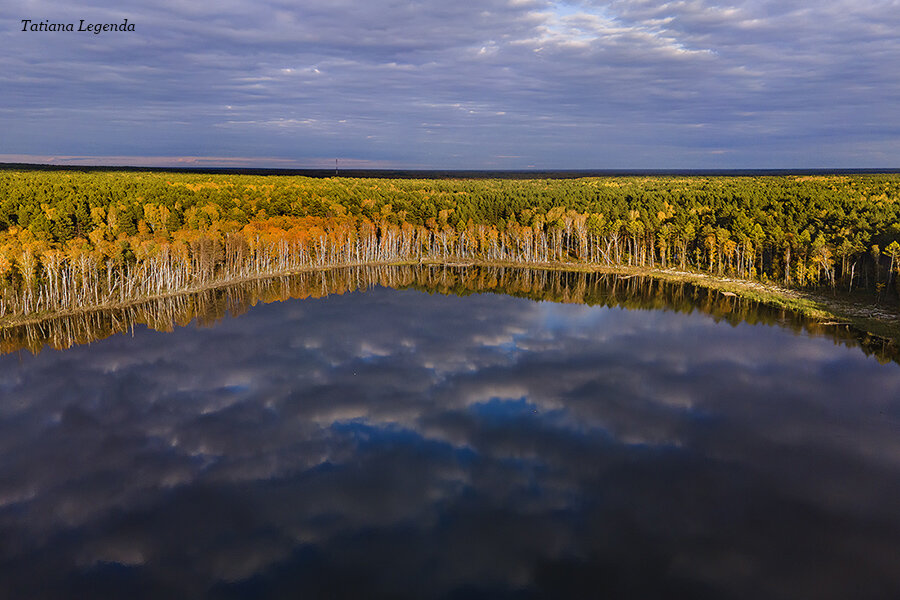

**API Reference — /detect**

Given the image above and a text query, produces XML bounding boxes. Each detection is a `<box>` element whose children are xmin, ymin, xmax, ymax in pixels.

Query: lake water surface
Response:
<box><xmin>0</xmin><ymin>267</ymin><xmax>898</xmax><ymax>599</ymax></box>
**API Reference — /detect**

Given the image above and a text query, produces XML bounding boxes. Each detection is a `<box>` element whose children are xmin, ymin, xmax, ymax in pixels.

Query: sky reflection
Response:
<box><xmin>0</xmin><ymin>285</ymin><xmax>898</xmax><ymax>598</ymax></box>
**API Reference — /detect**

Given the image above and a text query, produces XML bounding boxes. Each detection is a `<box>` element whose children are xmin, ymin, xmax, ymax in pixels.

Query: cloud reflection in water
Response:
<box><xmin>0</xmin><ymin>284</ymin><xmax>898</xmax><ymax>599</ymax></box>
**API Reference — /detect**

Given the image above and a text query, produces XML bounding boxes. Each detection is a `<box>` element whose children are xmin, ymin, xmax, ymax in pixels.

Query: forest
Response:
<box><xmin>0</xmin><ymin>169</ymin><xmax>899</xmax><ymax>319</ymax></box>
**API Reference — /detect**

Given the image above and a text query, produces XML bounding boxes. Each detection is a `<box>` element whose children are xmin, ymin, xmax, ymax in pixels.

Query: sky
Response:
<box><xmin>2</xmin><ymin>0</ymin><xmax>900</xmax><ymax>169</ymax></box>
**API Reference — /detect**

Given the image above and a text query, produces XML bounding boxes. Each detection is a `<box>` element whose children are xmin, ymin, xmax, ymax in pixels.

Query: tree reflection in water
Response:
<box><xmin>2</xmin><ymin>265</ymin><xmax>895</xmax><ymax>363</ymax></box>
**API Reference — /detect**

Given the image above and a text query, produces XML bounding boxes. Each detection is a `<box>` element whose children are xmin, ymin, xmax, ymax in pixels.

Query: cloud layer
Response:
<box><xmin>1</xmin><ymin>285</ymin><xmax>899</xmax><ymax>597</ymax></box>
<box><xmin>2</xmin><ymin>0</ymin><xmax>899</xmax><ymax>168</ymax></box>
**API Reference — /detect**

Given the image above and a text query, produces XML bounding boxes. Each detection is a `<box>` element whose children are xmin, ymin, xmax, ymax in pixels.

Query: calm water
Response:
<box><xmin>0</xmin><ymin>268</ymin><xmax>899</xmax><ymax>599</ymax></box>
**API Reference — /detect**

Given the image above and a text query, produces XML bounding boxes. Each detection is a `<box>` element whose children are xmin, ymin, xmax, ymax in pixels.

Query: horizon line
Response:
<box><xmin>2</xmin><ymin>161</ymin><xmax>900</xmax><ymax>179</ymax></box>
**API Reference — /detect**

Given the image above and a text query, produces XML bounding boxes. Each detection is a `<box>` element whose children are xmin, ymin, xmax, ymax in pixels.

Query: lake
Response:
<box><xmin>0</xmin><ymin>266</ymin><xmax>898</xmax><ymax>599</ymax></box>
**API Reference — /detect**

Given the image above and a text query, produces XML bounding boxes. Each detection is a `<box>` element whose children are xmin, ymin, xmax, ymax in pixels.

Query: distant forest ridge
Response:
<box><xmin>3</xmin><ymin>162</ymin><xmax>900</xmax><ymax>179</ymax></box>
<box><xmin>0</xmin><ymin>169</ymin><xmax>898</xmax><ymax>319</ymax></box>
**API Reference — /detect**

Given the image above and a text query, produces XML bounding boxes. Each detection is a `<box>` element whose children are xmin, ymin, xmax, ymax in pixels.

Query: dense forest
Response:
<box><xmin>0</xmin><ymin>169</ymin><xmax>899</xmax><ymax>318</ymax></box>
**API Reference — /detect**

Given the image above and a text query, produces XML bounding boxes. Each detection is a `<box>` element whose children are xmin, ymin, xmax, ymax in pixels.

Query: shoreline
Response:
<box><xmin>1</xmin><ymin>259</ymin><xmax>898</xmax><ymax>345</ymax></box>
<box><xmin>410</xmin><ymin>259</ymin><xmax>900</xmax><ymax>343</ymax></box>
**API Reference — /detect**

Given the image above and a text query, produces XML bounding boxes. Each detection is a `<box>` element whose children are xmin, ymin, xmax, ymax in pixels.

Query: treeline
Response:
<box><xmin>1</xmin><ymin>170</ymin><xmax>899</xmax><ymax>317</ymax></box>
<box><xmin>4</xmin><ymin>265</ymin><xmax>893</xmax><ymax>363</ymax></box>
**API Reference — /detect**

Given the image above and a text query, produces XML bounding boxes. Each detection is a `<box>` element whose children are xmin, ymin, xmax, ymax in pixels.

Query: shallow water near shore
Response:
<box><xmin>0</xmin><ymin>266</ymin><xmax>899</xmax><ymax>598</ymax></box>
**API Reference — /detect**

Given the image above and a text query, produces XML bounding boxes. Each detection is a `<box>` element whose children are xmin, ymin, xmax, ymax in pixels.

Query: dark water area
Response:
<box><xmin>0</xmin><ymin>267</ymin><xmax>899</xmax><ymax>599</ymax></box>
<box><xmin>5</xmin><ymin>162</ymin><xmax>900</xmax><ymax>178</ymax></box>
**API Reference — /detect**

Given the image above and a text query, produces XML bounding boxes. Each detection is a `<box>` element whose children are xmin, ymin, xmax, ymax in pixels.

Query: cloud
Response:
<box><xmin>1</xmin><ymin>0</ymin><xmax>898</xmax><ymax>167</ymax></box>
